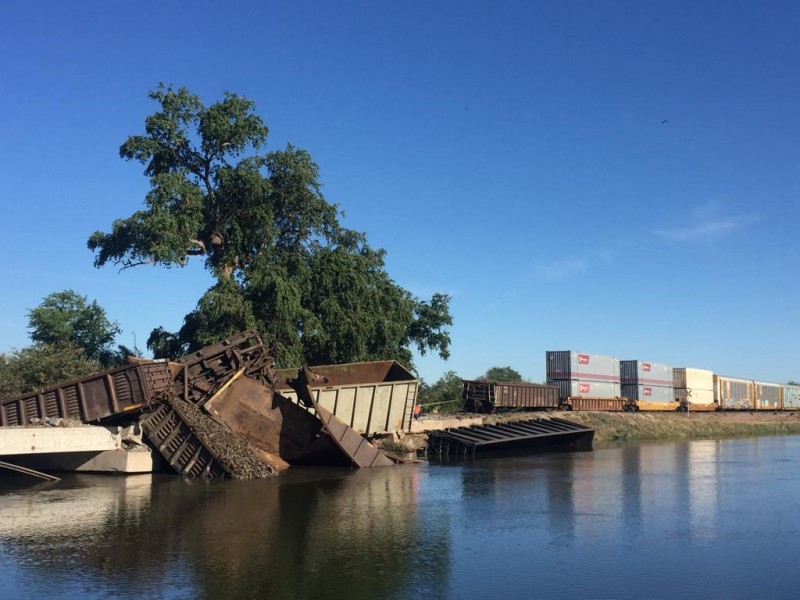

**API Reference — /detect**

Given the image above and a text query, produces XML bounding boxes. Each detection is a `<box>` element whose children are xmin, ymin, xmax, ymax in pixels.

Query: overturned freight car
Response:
<box><xmin>0</xmin><ymin>360</ymin><xmax>175</xmax><ymax>427</ymax></box>
<box><xmin>275</xmin><ymin>360</ymin><xmax>419</xmax><ymax>436</ymax></box>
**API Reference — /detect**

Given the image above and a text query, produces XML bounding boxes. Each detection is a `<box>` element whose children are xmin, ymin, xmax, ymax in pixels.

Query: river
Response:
<box><xmin>2</xmin><ymin>436</ymin><xmax>800</xmax><ymax>599</ymax></box>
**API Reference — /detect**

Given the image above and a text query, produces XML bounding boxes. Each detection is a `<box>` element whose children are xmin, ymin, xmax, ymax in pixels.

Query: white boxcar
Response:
<box><xmin>276</xmin><ymin>361</ymin><xmax>418</xmax><ymax>435</ymax></box>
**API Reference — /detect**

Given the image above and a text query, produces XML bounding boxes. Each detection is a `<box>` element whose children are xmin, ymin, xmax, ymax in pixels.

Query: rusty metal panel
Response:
<box><xmin>176</xmin><ymin>329</ymin><xmax>276</xmax><ymax>406</ymax></box>
<box><xmin>203</xmin><ymin>376</ymin><xmax>322</xmax><ymax>468</ymax></box>
<box><xmin>0</xmin><ymin>362</ymin><xmax>174</xmax><ymax>426</ymax></box>
<box><xmin>288</xmin><ymin>367</ymin><xmax>400</xmax><ymax>468</ymax></box>
<box><xmin>140</xmin><ymin>402</ymin><xmax>231</xmax><ymax>478</ymax></box>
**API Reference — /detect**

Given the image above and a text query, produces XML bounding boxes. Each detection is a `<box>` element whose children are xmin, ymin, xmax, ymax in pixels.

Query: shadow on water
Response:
<box><xmin>0</xmin><ymin>466</ymin><xmax>450</xmax><ymax>599</ymax></box>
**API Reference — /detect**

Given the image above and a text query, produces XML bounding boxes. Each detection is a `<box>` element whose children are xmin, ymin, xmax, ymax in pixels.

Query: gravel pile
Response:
<box><xmin>170</xmin><ymin>396</ymin><xmax>276</xmax><ymax>479</ymax></box>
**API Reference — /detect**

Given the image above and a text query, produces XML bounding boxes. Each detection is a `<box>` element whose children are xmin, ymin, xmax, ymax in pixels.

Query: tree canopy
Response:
<box><xmin>28</xmin><ymin>290</ymin><xmax>121</xmax><ymax>367</ymax></box>
<box><xmin>89</xmin><ymin>85</ymin><xmax>452</xmax><ymax>368</ymax></box>
<box><xmin>482</xmin><ymin>366</ymin><xmax>523</xmax><ymax>382</ymax></box>
<box><xmin>417</xmin><ymin>370</ymin><xmax>463</xmax><ymax>413</ymax></box>
<box><xmin>0</xmin><ymin>344</ymin><xmax>101</xmax><ymax>400</ymax></box>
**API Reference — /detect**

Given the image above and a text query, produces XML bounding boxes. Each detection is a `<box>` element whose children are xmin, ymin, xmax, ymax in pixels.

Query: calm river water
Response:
<box><xmin>2</xmin><ymin>436</ymin><xmax>800</xmax><ymax>599</ymax></box>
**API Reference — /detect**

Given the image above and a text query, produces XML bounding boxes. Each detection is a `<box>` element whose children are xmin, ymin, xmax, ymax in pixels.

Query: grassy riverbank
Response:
<box><xmin>493</xmin><ymin>410</ymin><xmax>800</xmax><ymax>445</ymax></box>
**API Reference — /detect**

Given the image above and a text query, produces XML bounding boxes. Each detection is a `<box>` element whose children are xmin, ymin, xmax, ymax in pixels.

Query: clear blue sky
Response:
<box><xmin>1</xmin><ymin>1</ymin><xmax>799</xmax><ymax>384</ymax></box>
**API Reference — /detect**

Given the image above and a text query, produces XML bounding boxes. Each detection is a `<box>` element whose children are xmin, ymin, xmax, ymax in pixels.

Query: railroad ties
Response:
<box><xmin>427</xmin><ymin>417</ymin><xmax>595</xmax><ymax>459</ymax></box>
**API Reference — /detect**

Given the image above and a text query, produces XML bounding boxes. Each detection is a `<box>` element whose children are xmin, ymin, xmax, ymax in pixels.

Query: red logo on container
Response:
<box><xmin>579</xmin><ymin>354</ymin><xmax>590</xmax><ymax>364</ymax></box>
<box><xmin>644</xmin><ymin>387</ymin><xmax>652</xmax><ymax>396</ymax></box>
<box><xmin>643</xmin><ymin>363</ymin><xmax>651</xmax><ymax>372</ymax></box>
<box><xmin>579</xmin><ymin>383</ymin><xmax>590</xmax><ymax>394</ymax></box>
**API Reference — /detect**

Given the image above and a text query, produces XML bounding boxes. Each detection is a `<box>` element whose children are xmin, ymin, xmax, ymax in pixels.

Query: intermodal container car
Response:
<box><xmin>620</xmin><ymin>360</ymin><xmax>676</xmax><ymax>410</ymax></box>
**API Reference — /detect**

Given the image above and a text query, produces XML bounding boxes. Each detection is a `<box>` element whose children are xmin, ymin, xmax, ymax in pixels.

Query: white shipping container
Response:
<box><xmin>673</xmin><ymin>367</ymin><xmax>715</xmax><ymax>392</ymax></box>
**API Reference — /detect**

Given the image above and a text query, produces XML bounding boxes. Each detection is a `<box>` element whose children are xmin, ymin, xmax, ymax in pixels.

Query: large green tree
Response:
<box><xmin>89</xmin><ymin>85</ymin><xmax>452</xmax><ymax>367</ymax></box>
<box><xmin>28</xmin><ymin>290</ymin><xmax>121</xmax><ymax>367</ymax></box>
<box><xmin>483</xmin><ymin>366</ymin><xmax>523</xmax><ymax>383</ymax></box>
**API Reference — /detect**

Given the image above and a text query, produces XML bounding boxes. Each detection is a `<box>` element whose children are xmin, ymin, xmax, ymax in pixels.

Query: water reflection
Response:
<box><xmin>3</xmin><ymin>437</ymin><xmax>800</xmax><ymax>599</ymax></box>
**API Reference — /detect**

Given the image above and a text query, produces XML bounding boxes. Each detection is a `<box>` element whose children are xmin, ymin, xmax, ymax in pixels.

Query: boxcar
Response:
<box><xmin>0</xmin><ymin>361</ymin><xmax>174</xmax><ymax>427</ymax></box>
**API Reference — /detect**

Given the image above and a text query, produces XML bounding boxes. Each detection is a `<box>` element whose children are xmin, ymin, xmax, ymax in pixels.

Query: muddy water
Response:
<box><xmin>2</xmin><ymin>436</ymin><xmax>800</xmax><ymax>599</ymax></box>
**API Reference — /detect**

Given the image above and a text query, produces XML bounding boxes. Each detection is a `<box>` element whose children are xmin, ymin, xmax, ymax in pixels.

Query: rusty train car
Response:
<box><xmin>462</xmin><ymin>380</ymin><xmax>560</xmax><ymax>413</ymax></box>
<box><xmin>0</xmin><ymin>361</ymin><xmax>175</xmax><ymax>427</ymax></box>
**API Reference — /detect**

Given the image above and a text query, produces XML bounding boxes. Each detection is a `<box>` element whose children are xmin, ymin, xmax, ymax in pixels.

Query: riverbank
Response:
<box><xmin>386</xmin><ymin>411</ymin><xmax>800</xmax><ymax>453</ymax></box>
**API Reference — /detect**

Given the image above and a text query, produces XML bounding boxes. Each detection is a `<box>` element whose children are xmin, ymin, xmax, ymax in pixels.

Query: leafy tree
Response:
<box><xmin>89</xmin><ymin>85</ymin><xmax>452</xmax><ymax>367</ymax></box>
<box><xmin>483</xmin><ymin>366</ymin><xmax>523</xmax><ymax>383</ymax></box>
<box><xmin>0</xmin><ymin>344</ymin><xmax>101</xmax><ymax>400</ymax></box>
<box><xmin>418</xmin><ymin>370</ymin><xmax>463</xmax><ymax>413</ymax></box>
<box><xmin>28</xmin><ymin>290</ymin><xmax>121</xmax><ymax>367</ymax></box>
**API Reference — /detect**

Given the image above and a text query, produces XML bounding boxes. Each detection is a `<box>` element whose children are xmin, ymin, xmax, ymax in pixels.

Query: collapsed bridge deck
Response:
<box><xmin>427</xmin><ymin>417</ymin><xmax>594</xmax><ymax>458</ymax></box>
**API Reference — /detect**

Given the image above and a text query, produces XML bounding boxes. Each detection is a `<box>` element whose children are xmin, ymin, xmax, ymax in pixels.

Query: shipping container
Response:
<box><xmin>783</xmin><ymin>385</ymin><xmax>800</xmax><ymax>409</ymax></box>
<box><xmin>673</xmin><ymin>367</ymin><xmax>716</xmax><ymax>410</ymax></box>
<box><xmin>0</xmin><ymin>361</ymin><xmax>174</xmax><ymax>427</ymax></box>
<box><xmin>546</xmin><ymin>351</ymin><xmax>620</xmax><ymax>383</ymax></box>
<box><xmin>621</xmin><ymin>384</ymin><xmax>678</xmax><ymax>409</ymax></box>
<box><xmin>754</xmin><ymin>381</ymin><xmax>782</xmax><ymax>410</ymax></box>
<box><xmin>620</xmin><ymin>360</ymin><xmax>673</xmax><ymax>386</ymax></box>
<box><xmin>549</xmin><ymin>379</ymin><xmax>621</xmax><ymax>400</ymax></box>
<box><xmin>715</xmin><ymin>375</ymin><xmax>755</xmax><ymax>410</ymax></box>
<box><xmin>461</xmin><ymin>380</ymin><xmax>559</xmax><ymax>412</ymax></box>
<box><xmin>276</xmin><ymin>361</ymin><xmax>417</xmax><ymax>435</ymax></box>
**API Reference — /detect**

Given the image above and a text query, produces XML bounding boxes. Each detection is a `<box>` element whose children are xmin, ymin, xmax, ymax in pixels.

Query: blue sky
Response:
<box><xmin>1</xmin><ymin>1</ymin><xmax>799</xmax><ymax>384</ymax></box>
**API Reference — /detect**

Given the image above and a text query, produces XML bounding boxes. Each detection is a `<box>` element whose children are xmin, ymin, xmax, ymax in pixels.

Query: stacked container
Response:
<box><xmin>620</xmin><ymin>360</ymin><xmax>676</xmax><ymax>410</ymax></box>
<box><xmin>546</xmin><ymin>351</ymin><xmax>621</xmax><ymax>400</ymax></box>
<box><xmin>673</xmin><ymin>367</ymin><xmax>716</xmax><ymax>411</ymax></box>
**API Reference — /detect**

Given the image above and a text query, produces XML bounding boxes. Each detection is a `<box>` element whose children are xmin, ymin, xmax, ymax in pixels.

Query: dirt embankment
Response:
<box><xmin>389</xmin><ymin>411</ymin><xmax>800</xmax><ymax>453</ymax></box>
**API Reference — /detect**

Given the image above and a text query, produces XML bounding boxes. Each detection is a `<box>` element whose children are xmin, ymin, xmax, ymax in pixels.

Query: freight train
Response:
<box><xmin>461</xmin><ymin>350</ymin><xmax>799</xmax><ymax>413</ymax></box>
